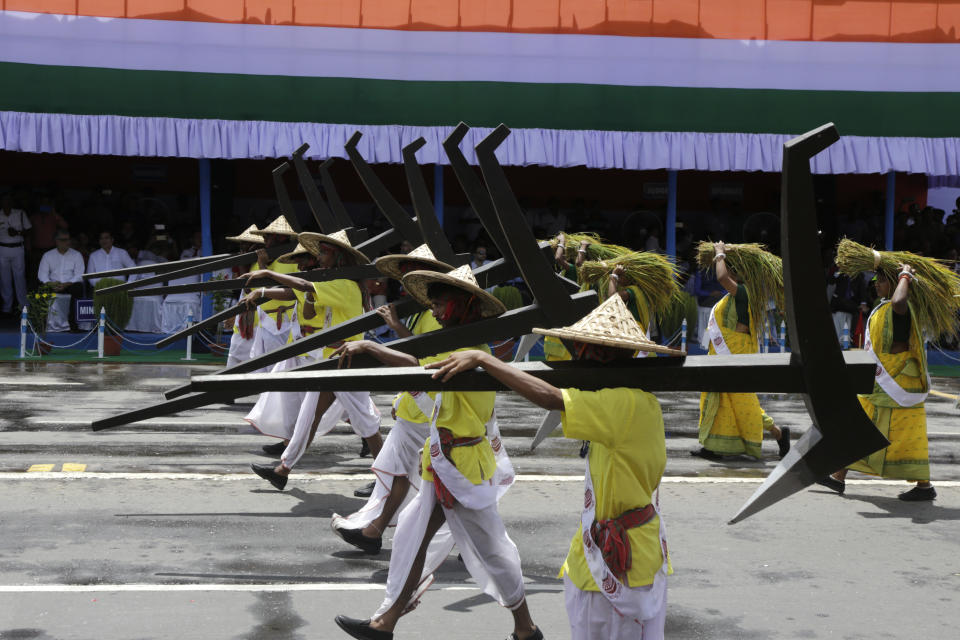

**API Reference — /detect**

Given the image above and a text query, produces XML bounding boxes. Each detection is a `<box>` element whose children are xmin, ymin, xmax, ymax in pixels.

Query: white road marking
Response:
<box><xmin>0</xmin><ymin>583</ymin><xmax>560</xmax><ymax>594</ymax></box>
<box><xmin>0</xmin><ymin>381</ymin><xmax>85</xmax><ymax>386</ymax></box>
<box><xmin>0</xmin><ymin>472</ymin><xmax>958</xmax><ymax>487</ymax></box>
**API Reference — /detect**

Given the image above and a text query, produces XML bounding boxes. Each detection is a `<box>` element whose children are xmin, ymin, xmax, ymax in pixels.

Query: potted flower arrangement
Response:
<box><xmin>27</xmin><ymin>282</ymin><xmax>58</xmax><ymax>354</ymax></box>
<box><xmin>93</xmin><ymin>277</ymin><xmax>134</xmax><ymax>356</ymax></box>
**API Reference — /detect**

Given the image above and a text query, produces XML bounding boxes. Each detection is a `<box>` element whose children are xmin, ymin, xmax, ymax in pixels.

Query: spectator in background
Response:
<box><xmin>37</xmin><ymin>230</ymin><xmax>85</xmax><ymax>331</ymax></box>
<box><xmin>693</xmin><ymin>269</ymin><xmax>726</xmax><ymax>347</ymax></box>
<box><xmin>116</xmin><ymin>219</ymin><xmax>141</xmax><ymax>252</ymax></box>
<box><xmin>71</xmin><ymin>232</ymin><xmax>92</xmax><ymax>263</ymax></box>
<box><xmin>180</xmin><ymin>230</ymin><xmax>203</xmax><ymax>259</ymax></box>
<box><xmin>28</xmin><ymin>196</ymin><xmax>68</xmax><ymax>286</ymax></box>
<box><xmin>87</xmin><ymin>230</ymin><xmax>135</xmax><ymax>285</ymax></box>
<box><xmin>0</xmin><ymin>193</ymin><xmax>31</xmax><ymax>316</ymax></box>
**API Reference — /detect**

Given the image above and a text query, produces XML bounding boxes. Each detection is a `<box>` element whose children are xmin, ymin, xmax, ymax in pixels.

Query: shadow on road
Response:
<box><xmin>848</xmin><ymin>493</ymin><xmax>960</xmax><ymax>524</ymax></box>
<box><xmin>113</xmin><ymin>489</ymin><xmax>365</xmax><ymax>520</ymax></box>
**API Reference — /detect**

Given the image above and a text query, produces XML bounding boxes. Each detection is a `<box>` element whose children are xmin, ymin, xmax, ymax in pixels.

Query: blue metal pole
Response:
<box><xmin>434</xmin><ymin>164</ymin><xmax>444</xmax><ymax>229</ymax></box>
<box><xmin>666</xmin><ymin>170</ymin><xmax>677</xmax><ymax>257</ymax></box>
<box><xmin>884</xmin><ymin>170</ymin><xmax>895</xmax><ymax>251</ymax></box>
<box><xmin>199</xmin><ymin>159</ymin><xmax>213</xmax><ymax>320</ymax></box>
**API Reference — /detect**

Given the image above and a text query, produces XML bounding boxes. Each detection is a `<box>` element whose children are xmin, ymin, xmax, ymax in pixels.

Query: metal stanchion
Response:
<box><xmin>780</xmin><ymin>320</ymin><xmax>787</xmax><ymax>352</ymax></box>
<box><xmin>681</xmin><ymin>318</ymin><xmax>687</xmax><ymax>353</ymax></box>
<box><xmin>19</xmin><ymin>306</ymin><xmax>27</xmax><ymax>358</ymax></box>
<box><xmin>842</xmin><ymin>318</ymin><xmax>850</xmax><ymax>350</ymax></box>
<box><xmin>181</xmin><ymin>311</ymin><xmax>195</xmax><ymax>361</ymax></box>
<box><xmin>97</xmin><ymin>309</ymin><xmax>105</xmax><ymax>359</ymax></box>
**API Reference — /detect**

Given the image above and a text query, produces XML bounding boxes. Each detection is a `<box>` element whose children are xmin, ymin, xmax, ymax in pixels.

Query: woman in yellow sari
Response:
<box><xmin>695</xmin><ymin>241</ymin><xmax>790</xmax><ymax>461</ymax></box>
<box><xmin>818</xmin><ymin>264</ymin><xmax>935</xmax><ymax>501</ymax></box>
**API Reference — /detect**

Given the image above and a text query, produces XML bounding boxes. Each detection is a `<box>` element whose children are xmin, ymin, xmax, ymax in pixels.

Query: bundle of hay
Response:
<box><xmin>546</xmin><ymin>232</ymin><xmax>632</xmax><ymax>263</ymax></box>
<box><xmin>578</xmin><ymin>251</ymin><xmax>683</xmax><ymax>318</ymax></box>
<box><xmin>696</xmin><ymin>241</ymin><xmax>784</xmax><ymax>330</ymax></box>
<box><xmin>836</xmin><ymin>238</ymin><xmax>960</xmax><ymax>339</ymax></box>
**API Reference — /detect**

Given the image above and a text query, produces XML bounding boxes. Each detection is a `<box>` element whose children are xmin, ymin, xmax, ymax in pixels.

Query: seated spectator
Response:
<box><xmin>87</xmin><ymin>230</ymin><xmax>135</xmax><ymax>285</ymax></box>
<box><xmin>37</xmin><ymin>230</ymin><xmax>85</xmax><ymax>332</ymax></box>
<box><xmin>180</xmin><ymin>230</ymin><xmax>203</xmax><ymax>259</ymax></box>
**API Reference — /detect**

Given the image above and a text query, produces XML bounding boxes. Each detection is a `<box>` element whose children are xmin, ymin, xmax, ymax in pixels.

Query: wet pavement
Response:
<box><xmin>1</xmin><ymin>362</ymin><xmax>960</xmax><ymax>639</ymax></box>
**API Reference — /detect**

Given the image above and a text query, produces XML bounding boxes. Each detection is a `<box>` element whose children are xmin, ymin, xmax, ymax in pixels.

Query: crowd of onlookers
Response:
<box><xmin>3</xmin><ymin>184</ymin><xmax>959</xmax><ymax>345</ymax></box>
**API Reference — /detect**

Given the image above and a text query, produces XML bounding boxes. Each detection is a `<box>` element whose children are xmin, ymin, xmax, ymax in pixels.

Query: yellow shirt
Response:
<box><xmin>396</xmin><ymin>311</ymin><xmax>444</xmax><ymax>423</ymax></box>
<box><xmin>559</xmin><ymin>387</ymin><xmax>672</xmax><ymax>590</ymax></box>
<box><xmin>292</xmin><ymin>279</ymin><xmax>363</xmax><ymax>358</ymax></box>
<box><xmin>258</xmin><ymin>258</ymin><xmax>299</xmax><ymax>322</ymax></box>
<box><xmin>419</xmin><ymin>344</ymin><xmax>497</xmax><ymax>485</ymax></box>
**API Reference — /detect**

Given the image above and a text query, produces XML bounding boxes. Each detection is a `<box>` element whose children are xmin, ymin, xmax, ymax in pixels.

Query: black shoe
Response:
<box><xmin>250</xmin><ymin>463</ymin><xmax>287</xmax><ymax>490</ymax></box>
<box><xmin>334</xmin><ymin>616</ymin><xmax>392</xmax><ymax>640</ymax></box>
<box><xmin>506</xmin><ymin>629</ymin><xmax>544</xmax><ymax>640</ymax></box>
<box><xmin>898</xmin><ymin>485</ymin><xmax>936</xmax><ymax>502</ymax></box>
<box><xmin>777</xmin><ymin>427</ymin><xmax>791</xmax><ymax>459</ymax></box>
<box><xmin>359</xmin><ymin>439</ymin><xmax>371</xmax><ymax>458</ymax></box>
<box><xmin>262</xmin><ymin>440</ymin><xmax>286</xmax><ymax>456</ymax></box>
<box><xmin>815</xmin><ymin>476</ymin><xmax>845</xmax><ymax>495</ymax></box>
<box><xmin>354</xmin><ymin>481</ymin><xmax>375</xmax><ymax>498</ymax></box>
<box><xmin>691</xmin><ymin>447</ymin><xmax>724</xmax><ymax>461</ymax></box>
<box><xmin>333</xmin><ymin>524</ymin><xmax>382</xmax><ymax>554</ymax></box>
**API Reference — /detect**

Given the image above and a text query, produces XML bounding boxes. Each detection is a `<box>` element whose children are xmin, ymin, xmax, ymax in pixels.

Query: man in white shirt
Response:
<box><xmin>180</xmin><ymin>230</ymin><xmax>203</xmax><ymax>259</ymax></box>
<box><xmin>38</xmin><ymin>230</ymin><xmax>85</xmax><ymax>331</ymax></box>
<box><xmin>87</xmin><ymin>230</ymin><xmax>135</xmax><ymax>286</ymax></box>
<box><xmin>0</xmin><ymin>194</ymin><xmax>32</xmax><ymax>316</ymax></box>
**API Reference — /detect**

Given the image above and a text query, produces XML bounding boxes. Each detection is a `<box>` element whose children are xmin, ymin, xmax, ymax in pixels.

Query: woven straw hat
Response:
<box><xmin>298</xmin><ymin>230</ymin><xmax>370</xmax><ymax>266</ymax></box>
<box><xmin>277</xmin><ymin>242</ymin><xmax>313</xmax><ymax>264</ymax></box>
<box><xmin>251</xmin><ymin>216</ymin><xmax>298</xmax><ymax>238</ymax></box>
<box><xmin>225</xmin><ymin>225</ymin><xmax>266</xmax><ymax>245</ymax></box>
<box><xmin>402</xmin><ymin>264</ymin><xmax>506</xmax><ymax>318</ymax></box>
<box><xmin>534</xmin><ymin>294</ymin><xmax>684</xmax><ymax>356</ymax></box>
<box><xmin>375</xmin><ymin>244</ymin><xmax>455</xmax><ymax>280</ymax></box>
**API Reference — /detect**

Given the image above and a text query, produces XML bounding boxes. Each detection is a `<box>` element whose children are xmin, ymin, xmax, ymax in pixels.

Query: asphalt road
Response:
<box><xmin>1</xmin><ymin>362</ymin><xmax>960</xmax><ymax>639</ymax></box>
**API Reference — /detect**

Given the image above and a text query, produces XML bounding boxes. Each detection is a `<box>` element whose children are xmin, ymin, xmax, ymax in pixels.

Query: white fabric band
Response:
<box><xmin>427</xmin><ymin>393</ymin><xmax>498</xmax><ymax>510</ymax></box>
<box><xmin>863</xmin><ymin>302</ymin><xmax>929</xmax><ymax>407</ymax></box>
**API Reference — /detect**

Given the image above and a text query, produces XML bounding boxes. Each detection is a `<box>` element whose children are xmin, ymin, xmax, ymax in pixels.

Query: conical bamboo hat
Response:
<box><xmin>225</xmin><ymin>225</ymin><xmax>265</xmax><ymax>245</ymax></box>
<box><xmin>402</xmin><ymin>264</ymin><xmax>506</xmax><ymax>318</ymax></box>
<box><xmin>375</xmin><ymin>244</ymin><xmax>455</xmax><ymax>280</ymax></box>
<box><xmin>534</xmin><ymin>294</ymin><xmax>684</xmax><ymax>355</ymax></box>
<box><xmin>298</xmin><ymin>230</ymin><xmax>370</xmax><ymax>265</ymax></box>
<box><xmin>251</xmin><ymin>216</ymin><xmax>298</xmax><ymax>238</ymax></box>
<box><xmin>277</xmin><ymin>243</ymin><xmax>312</xmax><ymax>264</ymax></box>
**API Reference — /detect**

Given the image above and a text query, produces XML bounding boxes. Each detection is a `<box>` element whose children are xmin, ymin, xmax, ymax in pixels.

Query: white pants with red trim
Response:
<box><xmin>226</xmin><ymin>331</ymin><xmax>256</xmax><ymax>368</ymax></box>
<box><xmin>280</xmin><ymin>390</ymin><xmax>381</xmax><ymax>470</ymax></box>
<box><xmin>563</xmin><ymin>574</ymin><xmax>667</xmax><ymax>640</ymax></box>
<box><xmin>373</xmin><ymin>477</ymin><xmax>525</xmax><ymax>619</ymax></box>
<box><xmin>248</xmin><ymin>316</ymin><xmax>295</xmax><ymax>374</ymax></box>
<box><xmin>331</xmin><ymin>417</ymin><xmax>428</xmax><ymax>531</ymax></box>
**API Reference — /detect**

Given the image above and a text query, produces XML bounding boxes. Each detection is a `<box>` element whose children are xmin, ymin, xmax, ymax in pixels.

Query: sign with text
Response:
<box><xmin>76</xmin><ymin>299</ymin><xmax>96</xmax><ymax>323</ymax></box>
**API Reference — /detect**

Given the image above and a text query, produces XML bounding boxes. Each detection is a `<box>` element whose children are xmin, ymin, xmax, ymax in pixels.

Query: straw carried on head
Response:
<box><xmin>696</xmin><ymin>241</ymin><xmax>784</xmax><ymax>331</ymax></box>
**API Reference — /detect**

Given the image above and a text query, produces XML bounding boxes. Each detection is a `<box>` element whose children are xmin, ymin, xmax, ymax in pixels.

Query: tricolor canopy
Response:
<box><xmin>2</xmin><ymin>1</ymin><xmax>959</xmax><ymax>174</ymax></box>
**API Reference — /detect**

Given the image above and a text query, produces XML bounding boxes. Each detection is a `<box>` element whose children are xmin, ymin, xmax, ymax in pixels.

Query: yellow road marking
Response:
<box><xmin>61</xmin><ymin>463</ymin><xmax>86</xmax><ymax>472</ymax></box>
<box><xmin>27</xmin><ymin>464</ymin><xmax>55</xmax><ymax>472</ymax></box>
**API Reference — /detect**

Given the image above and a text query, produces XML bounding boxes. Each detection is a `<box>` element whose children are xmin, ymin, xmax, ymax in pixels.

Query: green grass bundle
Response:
<box><xmin>545</xmin><ymin>232</ymin><xmax>632</xmax><ymax>263</ymax></box>
<box><xmin>696</xmin><ymin>241</ymin><xmax>784</xmax><ymax>330</ymax></box>
<box><xmin>492</xmin><ymin>285</ymin><xmax>524</xmax><ymax>311</ymax></box>
<box><xmin>836</xmin><ymin>238</ymin><xmax>960</xmax><ymax>340</ymax></box>
<box><xmin>578</xmin><ymin>251</ymin><xmax>683</xmax><ymax>317</ymax></box>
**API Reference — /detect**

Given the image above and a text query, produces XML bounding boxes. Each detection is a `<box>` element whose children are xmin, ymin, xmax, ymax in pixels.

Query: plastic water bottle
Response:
<box><xmin>182</xmin><ymin>311</ymin><xmax>195</xmax><ymax>361</ymax></box>
<box><xmin>97</xmin><ymin>308</ymin><xmax>105</xmax><ymax>358</ymax></box>
<box><xmin>681</xmin><ymin>318</ymin><xmax>687</xmax><ymax>353</ymax></box>
<box><xmin>19</xmin><ymin>306</ymin><xmax>27</xmax><ymax>358</ymax></box>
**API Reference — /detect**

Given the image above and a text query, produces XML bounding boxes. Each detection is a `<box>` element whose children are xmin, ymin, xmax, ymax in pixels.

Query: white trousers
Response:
<box><xmin>226</xmin><ymin>330</ymin><xmax>256</xmax><ymax>368</ymax></box>
<box><xmin>280</xmin><ymin>390</ymin><xmax>381</xmax><ymax>469</ymax></box>
<box><xmin>248</xmin><ymin>318</ymin><xmax>295</xmax><ymax>374</ymax></box>
<box><xmin>332</xmin><ymin>417</ymin><xmax>428</xmax><ymax>532</ymax></box>
<box><xmin>563</xmin><ymin>575</ymin><xmax>667</xmax><ymax>640</ymax></box>
<box><xmin>0</xmin><ymin>246</ymin><xmax>27</xmax><ymax>312</ymax></box>
<box><xmin>244</xmin><ymin>357</ymin><xmax>304</xmax><ymax>440</ymax></box>
<box><xmin>374</xmin><ymin>478</ymin><xmax>525</xmax><ymax>618</ymax></box>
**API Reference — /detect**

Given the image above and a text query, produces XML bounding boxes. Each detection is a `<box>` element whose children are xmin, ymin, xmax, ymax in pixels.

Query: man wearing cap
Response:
<box><xmin>247</xmin><ymin>217</ymin><xmax>300</xmax><ymax>370</ymax></box>
<box><xmin>425</xmin><ymin>294</ymin><xmax>678</xmax><ymax>640</ymax></box>
<box><xmin>223</xmin><ymin>225</ymin><xmax>265</xmax><ymax>368</ymax></box>
<box><xmin>333</xmin><ymin>264</ymin><xmax>541</xmax><ymax>640</ymax></box>
<box><xmin>330</xmin><ymin>245</ymin><xmax>453</xmax><ymax>554</ymax></box>
<box><xmin>242</xmin><ymin>230</ymin><xmax>383</xmax><ymax>489</ymax></box>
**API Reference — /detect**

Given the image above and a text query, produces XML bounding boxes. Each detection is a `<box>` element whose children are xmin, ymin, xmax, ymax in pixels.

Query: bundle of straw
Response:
<box><xmin>835</xmin><ymin>238</ymin><xmax>960</xmax><ymax>339</ymax></box>
<box><xmin>578</xmin><ymin>251</ymin><xmax>683</xmax><ymax>317</ymax></box>
<box><xmin>696</xmin><ymin>241</ymin><xmax>784</xmax><ymax>330</ymax></box>
<box><xmin>545</xmin><ymin>232</ymin><xmax>632</xmax><ymax>263</ymax></box>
